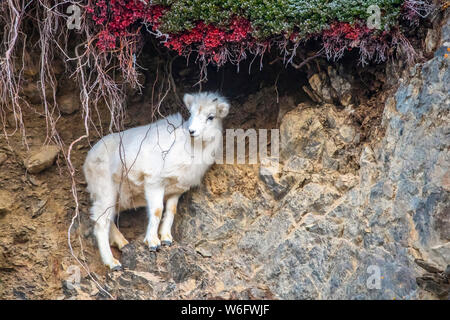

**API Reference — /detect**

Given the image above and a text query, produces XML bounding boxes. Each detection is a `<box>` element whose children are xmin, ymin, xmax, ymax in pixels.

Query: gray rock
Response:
<box><xmin>327</xmin><ymin>66</ymin><xmax>353</xmax><ymax>107</ymax></box>
<box><xmin>339</xmin><ymin>125</ymin><xmax>356</xmax><ymax>143</ymax></box>
<box><xmin>23</xmin><ymin>145</ymin><xmax>60</xmax><ymax>174</ymax></box>
<box><xmin>307</xmin><ymin>72</ymin><xmax>335</xmax><ymax>104</ymax></box>
<box><xmin>425</xmin><ymin>28</ymin><xmax>439</xmax><ymax>54</ymax></box>
<box><xmin>120</xmin><ymin>243</ymin><xmax>137</xmax><ymax>270</ymax></box>
<box><xmin>259</xmin><ymin>166</ymin><xmax>293</xmax><ymax>200</ymax></box>
<box><xmin>283</xmin><ymin>156</ymin><xmax>313</xmax><ymax>173</ymax></box>
<box><xmin>168</xmin><ymin>249</ymin><xmax>204</xmax><ymax>283</ymax></box>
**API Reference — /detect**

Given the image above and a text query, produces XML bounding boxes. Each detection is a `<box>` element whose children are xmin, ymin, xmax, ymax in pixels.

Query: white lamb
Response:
<box><xmin>83</xmin><ymin>92</ymin><xmax>230</xmax><ymax>270</ymax></box>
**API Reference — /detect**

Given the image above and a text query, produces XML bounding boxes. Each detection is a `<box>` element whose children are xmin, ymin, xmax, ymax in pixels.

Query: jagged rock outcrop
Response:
<box><xmin>71</xmin><ymin>15</ymin><xmax>450</xmax><ymax>301</ymax></box>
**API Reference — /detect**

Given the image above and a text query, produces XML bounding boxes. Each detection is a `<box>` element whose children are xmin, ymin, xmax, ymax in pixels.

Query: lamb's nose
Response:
<box><xmin>189</xmin><ymin>129</ymin><xmax>196</xmax><ymax>136</ymax></box>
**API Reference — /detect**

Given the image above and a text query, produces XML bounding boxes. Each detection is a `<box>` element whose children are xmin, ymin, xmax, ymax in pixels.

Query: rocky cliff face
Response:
<box><xmin>61</xmin><ymin>16</ymin><xmax>449</xmax><ymax>300</ymax></box>
<box><xmin>0</xmin><ymin>15</ymin><xmax>448</xmax><ymax>300</ymax></box>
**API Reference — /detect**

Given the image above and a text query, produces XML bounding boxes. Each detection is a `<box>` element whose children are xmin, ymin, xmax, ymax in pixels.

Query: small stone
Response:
<box><xmin>31</xmin><ymin>199</ymin><xmax>48</xmax><ymax>219</ymax></box>
<box><xmin>21</xmin><ymin>80</ymin><xmax>54</xmax><ymax>105</ymax></box>
<box><xmin>302</xmin><ymin>85</ymin><xmax>322</xmax><ymax>103</ymax></box>
<box><xmin>0</xmin><ymin>190</ymin><xmax>13</xmax><ymax>218</ymax></box>
<box><xmin>195</xmin><ymin>241</ymin><xmax>213</xmax><ymax>258</ymax></box>
<box><xmin>339</xmin><ymin>92</ymin><xmax>353</xmax><ymax>107</ymax></box>
<box><xmin>322</xmin><ymin>152</ymin><xmax>339</xmax><ymax>170</ymax></box>
<box><xmin>168</xmin><ymin>249</ymin><xmax>203</xmax><ymax>283</ymax></box>
<box><xmin>62</xmin><ymin>279</ymin><xmax>78</xmax><ymax>297</ymax></box>
<box><xmin>14</xmin><ymin>229</ymin><xmax>30</xmax><ymax>244</ymax></box>
<box><xmin>120</xmin><ymin>243</ymin><xmax>137</xmax><ymax>270</ymax></box>
<box><xmin>13</xmin><ymin>288</ymin><xmax>27</xmax><ymax>300</ymax></box>
<box><xmin>308</xmin><ymin>72</ymin><xmax>334</xmax><ymax>104</ymax></box>
<box><xmin>259</xmin><ymin>168</ymin><xmax>291</xmax><ymax>200</ymax></box>
<box><xmin>339</xmin><ymin>125</ymin><xmax>356</xmax><ymax>143</ymax></box>
<box><xmin>430</xmin><ymin>243</ymin><xmax>450</xmax><ymax>267</ymax></box>
<box><xmin>24</xmin><ymin>145</ymin><xmax>60</xmax><ymax>174</ymax></box>
<box><xmin>90</xmin><ymin>287</ymin><xmax>100</xmax><ymax>297</ymax></box>
<box><xmin>382</xmin><ymin>181</ymin><xmax>394</xmax><ymax>198</ymax></box>
<box><xmin>0</xmin><ymin>153</ymin><xmax>7</xmax><ymax>166</ymax></box>
<box><xmin>57</xmin><ymin>93</ymin><xmax>80</xmax><ymax>115</ymax></box>
<box><xmin>425</xmin><ymin>28</ymin><xmax>439</xmax><ymax>54</ymax></box>
<box><xmin>327</xmin><ymin>66</ymin><xmax>353</xmax><ymax>107</ymax></box>
<box><xmin>0</xmin><ymin>250</ymin><xmax>13</xmax><ymax>270</ymax></box>
<box><xmin>283</xmin><ymin>156</ymin><xmax>314</xmax><ymax>173</ymax></box>
<box><xmin>335</xmin><ymin>174</ymin><xmax>359</xmax><ymax>192</ymax></box>
<box><xmin>76</xmin><ymin>144</ymin><xmax>86</xmax><ymax>150</ymax></box>
<box><xmin>27</xmin><ymin>175</ymin><xmax>42</xmax><ymax>186</ymax></box>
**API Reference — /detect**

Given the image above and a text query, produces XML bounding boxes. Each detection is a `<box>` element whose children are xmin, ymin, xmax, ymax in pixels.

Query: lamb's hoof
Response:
<box><xmin>161</xmin><ymin>240</ymin><xmax>172</xmax><ymax>247</ymax></box>
<box><xmin>144</xmin><ymin>237</ymin><xmax>161</xmax><ymax>251</ymax></box>
<box><xmin>117</xmin><ymin>239</ymin><xmax>129</xmax><ymax>251</ymax></box>
<box><xmin>111</xmin><ymin>265</ymin><xmax>123</xmax><ymax>272</ymax></box>
<box><xmin>106</xmin><ymin>258</ymin><xmax>122</xmax><ymax>271</ymax></box>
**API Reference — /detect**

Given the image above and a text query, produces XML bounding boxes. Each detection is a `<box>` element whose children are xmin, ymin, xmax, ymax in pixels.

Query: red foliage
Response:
<box><xmin>164</xmin><ymin>17</ymin><xmax>253</xmax><ymax>62</ymax></box>
<box><xmin>87</xmin><ymin>0</ymin><xmax>165</xmax><ymax>51</ymax></box>
<box><xmin>343</xmin><ymin>23</ymin><xmax>367</xmax><ymax>39</ymax></box>
<box><xmin>322</xmin><ymin>22</ymin><xmax>371</xmax><ymax>45</ymax></box>
<box><xmin>88</xmin><ymin>2</ymin><xmax>255</xmax><ymax>66</ymax></box>
<box><xmin>226</xmin><ymin>17</ymin><xmax>252</xmax><ymax>42</ymax></box>
<box><xmin>321</xmin><ymin>21</ymin><xmax>395</xmax><ymax>64</ymax></box>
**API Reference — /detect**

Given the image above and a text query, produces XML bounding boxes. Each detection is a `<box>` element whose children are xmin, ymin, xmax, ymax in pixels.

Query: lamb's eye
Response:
<box><xmin>207</xmin><ymin>115</ymin><xmax>214</xmax><ymax>121</ymax></box>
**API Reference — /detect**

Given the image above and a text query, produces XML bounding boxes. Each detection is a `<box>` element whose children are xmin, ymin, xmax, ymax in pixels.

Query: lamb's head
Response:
<box><xmin>183</xmin><ymin>92</ymin><xmax>230</xmax><ymax>141</ymax></box>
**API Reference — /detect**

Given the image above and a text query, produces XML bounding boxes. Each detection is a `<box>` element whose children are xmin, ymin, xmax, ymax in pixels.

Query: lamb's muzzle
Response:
<box><xmin>83</xmin><ymin>92</ymin><xmax>230</xmax><ymax>270</ymax></box>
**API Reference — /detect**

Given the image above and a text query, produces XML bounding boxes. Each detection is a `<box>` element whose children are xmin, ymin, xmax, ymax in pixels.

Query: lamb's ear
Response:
<box><xmin>183</xmin><ymin>93</ymin><xmax>195</xmax><ymax>110</ymax></box>
<box><xmin>217</xmin><ymin>101</ymin><xmax>230</xmax><ymax>118</ymax></box>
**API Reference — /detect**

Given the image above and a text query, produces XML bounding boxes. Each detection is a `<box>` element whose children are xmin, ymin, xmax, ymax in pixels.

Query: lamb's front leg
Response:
<box><xmin>143</xmin><ymin>185</ymin><xmax>164</xmax><ymax>251</ymax></box>
<box><xmin>159</xmin><ymin>194</ymin><xmax>180</xmax><ymax>246</ymax></box>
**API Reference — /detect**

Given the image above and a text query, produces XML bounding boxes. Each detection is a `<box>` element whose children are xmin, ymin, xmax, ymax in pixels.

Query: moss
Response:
<box><xmin>155</xmin><ymin>0</ymin><xmax>406</xmax><ymax>38</ymax></box>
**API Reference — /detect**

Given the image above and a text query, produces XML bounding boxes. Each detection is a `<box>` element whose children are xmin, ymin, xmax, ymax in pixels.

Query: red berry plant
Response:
<box><xmin>87</xmin><ymin>0</ymin><xmax>166</xmax><ymax>51</ymax></box>
<box><xmin>321</xmin><ymin>21</ymin><xmax>414</xmax><ymax>66</ymax></box>
<box><xmin>164</xmin><ymin>17</ymin><xmax>253</xmax><ymax>66</ymax></box>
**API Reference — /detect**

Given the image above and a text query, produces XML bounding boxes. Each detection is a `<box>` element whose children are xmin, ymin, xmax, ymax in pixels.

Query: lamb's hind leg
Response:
<box><xmin>91</xmin><ymin>197</ymin><xmax>121</xmax><ymax>270</ymax></box>
<box><xmin>143</xmin><ymin>184</ymin><xmax>164</xmax><ymax>251</ymax></box>
<box><xmin>159</xmin><ymin>194</ymin><xmax>180</xmax><ymax>246</ymax></box>
<box><xmin>109</xmin><ymin>223</ymin><xmax>129</xmax><ymax>250</ymax></box>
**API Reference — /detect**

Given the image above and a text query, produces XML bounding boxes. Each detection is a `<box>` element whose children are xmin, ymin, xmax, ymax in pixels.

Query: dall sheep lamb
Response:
<box><xmin>83</xmin><ymin>92</ymin><xmax>230</xmax><ymax>270</ymax></box>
